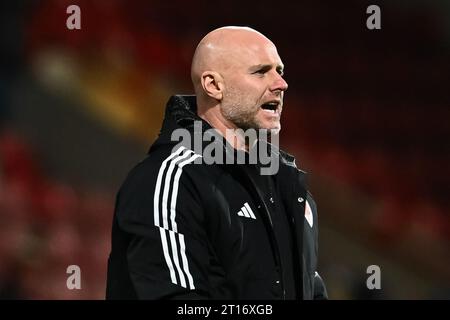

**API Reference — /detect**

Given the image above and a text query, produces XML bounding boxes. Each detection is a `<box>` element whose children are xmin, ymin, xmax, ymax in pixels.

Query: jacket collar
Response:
<box><xmin>150</xmin><ymin>95</ymin><xmax>305</xmax><ymax>174</ymax></box>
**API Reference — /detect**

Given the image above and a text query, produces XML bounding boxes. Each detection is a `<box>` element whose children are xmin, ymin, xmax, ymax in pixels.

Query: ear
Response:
<box><xmin>201</xmin><ymin>71</ymin><xmax>223</xmax><ymax>100</ymax></box>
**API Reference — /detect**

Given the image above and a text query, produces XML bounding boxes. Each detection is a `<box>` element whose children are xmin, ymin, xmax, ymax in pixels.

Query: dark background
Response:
<box><xmin>0</xmin><ymin>0</ymin><xmax>449</xmax><ymax>299</ymax></box>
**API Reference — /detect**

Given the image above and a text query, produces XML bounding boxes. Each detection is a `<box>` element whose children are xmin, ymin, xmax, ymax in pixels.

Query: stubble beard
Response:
<box><xmin>221</xmin><ymin>88</ymin><xmax>262</xmax><ymax>132</ymax></box>
<box><xmin>221</xmin><ymin>101</ymin><xmax>281</xmax><ymax>138</ymax></box>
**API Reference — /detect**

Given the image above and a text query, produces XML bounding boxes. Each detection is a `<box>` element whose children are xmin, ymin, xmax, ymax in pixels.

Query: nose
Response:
<box><xmin>270</xmin><ymin>72</ymin><xmax>288</xmax><ymax>93</ymax></box>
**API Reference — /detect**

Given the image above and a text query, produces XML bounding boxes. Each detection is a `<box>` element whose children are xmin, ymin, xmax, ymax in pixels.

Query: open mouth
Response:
<box><xmin>260</xmin><ymin>101</ymin><xmax>280</xmax><ymax>113</ymax></box>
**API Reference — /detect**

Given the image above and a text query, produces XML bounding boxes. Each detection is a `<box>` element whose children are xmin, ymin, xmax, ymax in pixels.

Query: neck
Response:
<box><xmin>197</xmin><ymin>105</ymin><xmax>249</xmax><ymax>151</ymax></box>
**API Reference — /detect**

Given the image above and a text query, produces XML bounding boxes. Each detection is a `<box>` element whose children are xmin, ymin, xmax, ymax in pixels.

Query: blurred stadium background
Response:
<box><xmin>0</xmin><ymin>0</ymin><xmax>449</xmax><ymax>299</ymax></box>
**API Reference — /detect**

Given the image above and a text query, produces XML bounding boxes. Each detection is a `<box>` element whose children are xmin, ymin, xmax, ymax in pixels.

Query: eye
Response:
<box><xmin>277</xmin><ymin>68</ymin><xmax>284</xmax><ymax>76</ymax></box>
<box><xmin>254</xmin><ymin>69</ymin><xmax>268</xmax><ymax>75</ymax></box>
<box><xmin>252</xmin><ymin>65</ymin><xmax>271</xmax><ymax>76</ymax></box>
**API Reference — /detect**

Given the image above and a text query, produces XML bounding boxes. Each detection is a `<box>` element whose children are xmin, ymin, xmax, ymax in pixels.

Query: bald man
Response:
<box><xmin>192</xmin><ymin>27</ymin><xmax>287</xmax><ymax>140</ymax></box>
<box><xmin>106</xmin><ymin>27</ymin><xmax>328</xmax><ymax>300</ymax></box>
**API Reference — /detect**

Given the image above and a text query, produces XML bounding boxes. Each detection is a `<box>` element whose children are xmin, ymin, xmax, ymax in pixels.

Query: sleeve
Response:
<box><xmin>116</xmin><ymin>158</ymin><xmax>211</xmax><ymax>299</ymax></box>
<box><xmin>306</xmin><ymin>192</ymin><xmax>328</xmax><ymax>300</ymax></box>
<box><xmin>313</xmin><ymin>272</ymin><xmax>328</xmax><ymax>300</ymax></box>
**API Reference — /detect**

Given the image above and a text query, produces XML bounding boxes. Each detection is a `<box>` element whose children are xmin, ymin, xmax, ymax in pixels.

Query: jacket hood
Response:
<box><xmin>149</xmin><ymin>95</ymin><xmax>209</xmax><ymax>152</ymax></box>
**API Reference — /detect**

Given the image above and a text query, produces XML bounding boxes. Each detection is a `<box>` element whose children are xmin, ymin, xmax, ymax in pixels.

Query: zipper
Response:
<box><xmin>228</xmin><ymin>164</ymin><xmax>286</xmax><ymax>299</ymax></box>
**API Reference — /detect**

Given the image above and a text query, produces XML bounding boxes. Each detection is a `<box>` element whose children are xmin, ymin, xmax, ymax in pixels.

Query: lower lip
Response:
<box><xmin>261</xmin><ymin>109</ymin><xmax>280</xmax><ymax>117</ymax></box>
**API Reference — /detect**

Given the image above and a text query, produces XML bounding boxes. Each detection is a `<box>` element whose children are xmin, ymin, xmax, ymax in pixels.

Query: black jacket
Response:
<box><xmin>106</xmin><ymin>95</ymin><xmax>327</xmax><ymax>300</ymax></box>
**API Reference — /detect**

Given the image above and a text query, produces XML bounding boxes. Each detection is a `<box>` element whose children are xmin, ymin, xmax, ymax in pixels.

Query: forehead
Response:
<box><xmin>226</xmin><ymin>39</ymin><xmax>283</xmax><ymax>68</ymax></box>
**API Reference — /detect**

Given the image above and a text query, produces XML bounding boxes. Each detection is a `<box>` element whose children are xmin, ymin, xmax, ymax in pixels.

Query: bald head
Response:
<box><xmin>191</xmin><ymin>26</ymin><xmax>277</xmax><ymax>96</ymax></box>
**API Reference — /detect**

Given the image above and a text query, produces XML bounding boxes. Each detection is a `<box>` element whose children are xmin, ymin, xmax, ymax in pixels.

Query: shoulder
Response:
<box><xmin>120</xmin><ymin>145</ymin><xmax>219</xmax><ymax>195</ymax></box>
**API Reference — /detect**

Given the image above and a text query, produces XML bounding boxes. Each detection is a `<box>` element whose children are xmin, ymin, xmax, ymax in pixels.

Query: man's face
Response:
<box><xmin>220</xmin><ymin>41</ymin><xmax>288</xmax><ymax>134</ymax></box>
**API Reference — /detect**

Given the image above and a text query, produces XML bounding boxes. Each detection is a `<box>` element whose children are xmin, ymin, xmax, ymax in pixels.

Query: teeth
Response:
<box><xmin>261</xmin><ymin>101</ymin><xmax>281</xmax><ymax>114</ymax></box>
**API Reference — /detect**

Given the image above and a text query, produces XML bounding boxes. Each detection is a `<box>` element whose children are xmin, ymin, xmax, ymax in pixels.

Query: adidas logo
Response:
<box><xmin>237</xmin><ymin>202</ymin><xmax>256</xmax><ymax>220</ymax></box>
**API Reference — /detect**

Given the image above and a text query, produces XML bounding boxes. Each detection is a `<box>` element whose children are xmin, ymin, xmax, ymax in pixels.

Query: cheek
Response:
<box><xmin>234</xmin><ymin>76</ymin><xmax>264</xmax><ymax>95</ymax></box>
<box><xmin>225</xmin><ymin>77</ymin><xmax>266</xmax><ymax>110</ymax></box>
<box><xmin>240</xmin><ymin>83</ymin><xmax>265</xmax><ymax>106</ymax></box>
